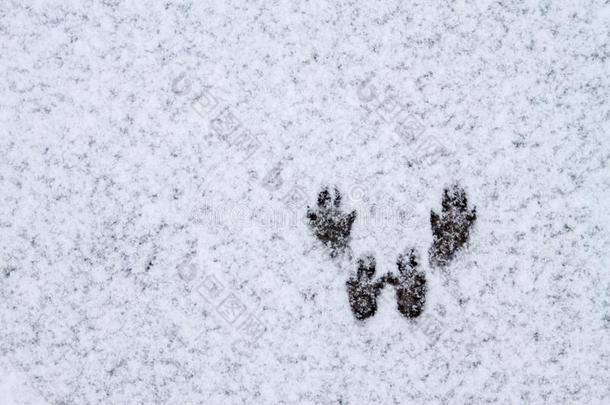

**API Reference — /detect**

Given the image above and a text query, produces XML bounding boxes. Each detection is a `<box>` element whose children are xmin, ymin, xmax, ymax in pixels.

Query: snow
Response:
<box><xmin>1</xmin><ymin>0</ymin><xmax>609</xmax><ymax>403</ymax></box>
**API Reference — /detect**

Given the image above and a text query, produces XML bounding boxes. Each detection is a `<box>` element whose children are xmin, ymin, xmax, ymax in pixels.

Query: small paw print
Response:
<box><xmin>307</xmin><ymin>187</ymin><xmax>356</xmax><ymax>257</ymax></box>
<box><xmin>345</xmin><ymin>255</ymin><xmax>387</xmax><ymax>320</ymax></box>
<box><xmin>429</xmin><ymin>184</ymin><xmax>477</xmax><ymax>267</ymax></box>
<box><xmin>386</xmin><ymin>249</ymin><xmax>427</xmax><ymax>318</ymax></box>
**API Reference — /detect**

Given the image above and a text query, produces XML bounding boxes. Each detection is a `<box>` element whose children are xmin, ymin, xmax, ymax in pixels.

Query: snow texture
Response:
<box><xmin>1</xmin><ymin>0</ymin><xmax>609</xmax><ymax>404</ymax></box>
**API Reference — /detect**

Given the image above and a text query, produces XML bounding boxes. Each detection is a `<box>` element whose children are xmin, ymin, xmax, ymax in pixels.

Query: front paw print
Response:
<box><xmin>387</xmin><ymin>249</ymin><xmax>427</xmax><ymax>318</ymax></box>
<box><xmin>346</xmin><ymin>255</ymin><xmax>386</xmax><ymax>320</ymax></box>
<box><xmin>429</xmin><ymin>184</ymin><xmax>477</xmax><ymax>267</ymax></box>
<box><xmin>307</xmin><ymin>187</ymin><xmax>356</xmax><ymax>257</ymax></box>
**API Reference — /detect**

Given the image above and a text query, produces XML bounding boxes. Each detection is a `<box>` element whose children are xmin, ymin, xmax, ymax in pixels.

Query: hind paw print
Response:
<box><xmin>428</xmin><ymin>184</ymin><xmax>477</xmax><ymax>267</ymax></box>
<box><xmin>307</xmin><ymin>187</ymin><xmax>356</xmax><ymax>257</ymax></box>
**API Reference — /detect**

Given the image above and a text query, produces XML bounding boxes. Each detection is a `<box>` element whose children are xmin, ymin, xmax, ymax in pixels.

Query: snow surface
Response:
<box><xmin>1</xmin><ymin>0</ymin><xmax>609</xmax><ymax>404</ymax></box>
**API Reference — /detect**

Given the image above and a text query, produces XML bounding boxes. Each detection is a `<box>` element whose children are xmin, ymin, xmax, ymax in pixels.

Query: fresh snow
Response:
<box><xmin>1</xmin><ymin>1</ymin><xmax>609</xmax><ymax>404</ymax></box>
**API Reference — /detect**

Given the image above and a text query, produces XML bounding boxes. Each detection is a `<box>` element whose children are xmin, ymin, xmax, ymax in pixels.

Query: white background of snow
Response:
<box><xmin>0</xmin><ymin>0</ymin><xmax>609</xmax><ymax>403</ymax></box>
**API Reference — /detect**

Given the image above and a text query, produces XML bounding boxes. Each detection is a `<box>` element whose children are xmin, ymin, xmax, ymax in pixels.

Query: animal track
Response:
<box><xmin>306</xmin><ymin>187</ymin><xmax>356</xmax><ymax>257</ymax></box>
<box><xmin>386</xmin><ymin>249</ymin><xmax>427</xmax><ymax>318</ymax></box>
<box><xmin>429</xmin><ymin>184</ymin><xmax>477</xmax><ymax>267</ymax></box>
<box><xmin>307</xmin><ymin>184</ymin><xmax>476</xmax><ymax>320</ymax></box>
<box><xmin>345</xmin><ymin>255</ymin><xmax>388</xmax><ymax>320</ymax></box>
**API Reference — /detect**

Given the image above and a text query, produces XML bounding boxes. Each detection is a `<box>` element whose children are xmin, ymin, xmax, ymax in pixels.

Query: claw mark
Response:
<box><xmin>428</xmin><ymin>184</ymin><xmax>476</xmax><ymax>267</ymax></box>
<box><xmin>387</xmin><ymin>249</ymin><xmax>427</xmax><ymax>318</ymax></box>
<box><xmin>307</xmin><ymin>187</ymin><xmax>356</xmax><ymax>257</ymax></box>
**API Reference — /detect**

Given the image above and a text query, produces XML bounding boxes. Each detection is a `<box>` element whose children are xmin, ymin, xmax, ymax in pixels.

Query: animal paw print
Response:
<box><xmin>386</xmin><ymin>249</ymin><xmax>427</xmax><ymax>318</ymax></box>
<box><xmin>306</xmin><ymin>187</ymin><xmax>356</xmax><ymax>257</ymax></box>
<box><xmin>307</xmin><ymin>184</ymin><xmax>476</xmax><ymax>320</ymax></box>
<box><xmin>345</xmin><ymin>255</ymin><xmax>392</xmax><ymax>320</ymax></box>
<box><xmin>429</xmin><ymin>184</ymin><xmax>477</xmax><ymax>267</ymax></box>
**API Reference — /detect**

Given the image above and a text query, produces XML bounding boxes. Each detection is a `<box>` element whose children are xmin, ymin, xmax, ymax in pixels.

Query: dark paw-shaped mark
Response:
<box><xmin>387</xmin><ymin>249</ymin><xmax>427</xmax><ymax>318</ymax></box>
<box><xmin>307</xmin><ymin>183</ymin><xmax>476</xmax><ymax>321</ymax></box>
<box><xmin>429</xmin><ymin>184</ymin><xmax>476</xmax><ymax>267</ymax></box>
<box><xmin>346</xmin><ymin>255</ymin><xmax>386</xmax><ymax>320</ymax></box>
<box><xmin>307</xmin><ymin>187</ymin><xmax>356</xmax><ymax>257</ymax></box>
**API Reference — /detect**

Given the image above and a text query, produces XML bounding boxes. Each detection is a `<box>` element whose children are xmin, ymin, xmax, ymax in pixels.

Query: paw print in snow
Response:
<box><xmin>386</xmin><ymin>249</ymin><xmax>427</xmax><ymax>318</ymax></box>
<box><xmin>345</xmin><ymin>255</ymin><xmax>389</xmax><ymax>320</ymax></box>
<box><xmin>307</xmin><ymin>187</ymin><xmax>356</xmax><ymax>257</ymax></box>
<box><xmin>429</xmin><ymin>184</ymin><xmax>476</xmax><ymax>267</ymax></box>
